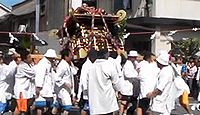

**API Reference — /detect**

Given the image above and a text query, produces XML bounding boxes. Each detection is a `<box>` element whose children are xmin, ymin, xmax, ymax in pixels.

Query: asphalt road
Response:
<box><xmin>3</xmin><ymin>98</ymin><xmax>200</xmax><ymax>115</ymax></box>
<box><xmin>171</xmin><ymin>98</ymin><xmax>200</xmax><ymax>115</ymax></box>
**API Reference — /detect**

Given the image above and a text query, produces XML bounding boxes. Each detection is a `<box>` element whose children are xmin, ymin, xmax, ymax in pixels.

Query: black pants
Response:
<box><xmin>127</xmin><ymin>97</ymin><xmax>138</xmax><ymax>115</ymax></box>
<box><xmin>138</xmin><ymin>98</ymin><xmax>150</xmax><ymax>115</ymax></box>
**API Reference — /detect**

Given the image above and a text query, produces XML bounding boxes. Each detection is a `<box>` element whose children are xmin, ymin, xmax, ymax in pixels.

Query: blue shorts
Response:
<box><xmin>0</xmin><ymin>102</ymin><xmax>7</xmax><ymax>114</ymax></box>
<box><xmin>83</xmin><ymin>101</ymin><xmax>89</xmax><ymax>111</ymax></box>
<box><xmin>53</xmin><ymin>102</ymin><xmax>72</xmax><ymax>111</ymax></box>
<box><xmin>35</xmin><ymin>97</ymin><xmax>54</xmax><ymax>109</ymax></box>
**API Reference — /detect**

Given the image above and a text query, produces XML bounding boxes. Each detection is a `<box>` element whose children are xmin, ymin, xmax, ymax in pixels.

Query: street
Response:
<box><xmin>171</xmin><ymin>98</ymin><xmax>200</xmax><ymax>115</ymax></box>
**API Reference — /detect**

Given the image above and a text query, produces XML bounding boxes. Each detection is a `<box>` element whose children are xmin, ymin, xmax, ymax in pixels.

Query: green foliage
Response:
<box><xmin>173</xmin><ymin>38</ymin><xmax>200</xmax><ymax>58</ymax></box>
<box><xmin>20</xmin><ymin>37</ymin><xmax>31</xmax><ymax>49</ymax></box>
<box><xmin>117</xmin><ymin>18</ymin><xmax>127</xmax><ymax>43</ymax></box>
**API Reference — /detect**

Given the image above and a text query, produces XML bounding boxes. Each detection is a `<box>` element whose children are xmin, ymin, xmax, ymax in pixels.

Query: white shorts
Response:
<box><xmin>58</xmin><ymin>88</ymin><xmax>72</xmax><ymax>106</ymax></box>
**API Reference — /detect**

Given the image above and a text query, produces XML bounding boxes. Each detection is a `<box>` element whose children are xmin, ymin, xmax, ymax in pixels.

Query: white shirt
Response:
<box><xmin>138</xmin><ymin>60</ymin><xmax>159</xmax><ymax>99</ymax></box>
<box><xmin>120</xmin><ymin>60</ymin><xmax>138</xmax><ymax>96</ymax></box>
<box><xmin>14</xmin><ymin>61</ymin><xmax>35</xmax><ymax>99</ymax></box>
<box><xmin>151</xmin><ymin>65</ymin><xmax>175</xmax><ymax>114</ymax></box>
<box><xmin>5</xmin><ymin>60</ymin><xmax>17</xmax><ymax>96</ymax></box>
<box><xmin>54</xmin><ymin>59</ymin><xmax>78</xmax><ymax>97</ymax></box>
<box><xmin>196</xmin><ymin>67</ymin><xmax>200</xmax><ymax>81</ymax></box>
<box><xmin>108</xmin><ymin>56</ymin><xmax>123</xmax><ymax>77</ymax></box>
<box><xmin>188</xmin><ymin>65</ymin><xmax>197</xmax><ymax>79</ymax></box>
<box><xmin>88</xmin><ymin>59</ymin><xmax>121</xmax><ymax>114</ymax></box>
<box><xmin>0</xmin><ymin>63</ymin><xmax>8</xmax><ymax>103</ymax></box>
<box><xmin>176</xmin><ymin>64</ymin><xmax>183</xmax><ymax>75</ymax></box>
<box><xmin>35</xmin><ymin>57</ymin><xmax>55</xmax><ymax>97</ymax></box>
<box><xmin>77</xmin><ymin>58</ymin><xmax>92</xmax><ymax>100</ymax></box>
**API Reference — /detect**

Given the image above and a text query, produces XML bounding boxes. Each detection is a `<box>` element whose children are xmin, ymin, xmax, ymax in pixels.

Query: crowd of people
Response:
<box><xmin>0</xmin><ymin>47</ymin><xmax>200</xmax><ymax>115</ymax></box>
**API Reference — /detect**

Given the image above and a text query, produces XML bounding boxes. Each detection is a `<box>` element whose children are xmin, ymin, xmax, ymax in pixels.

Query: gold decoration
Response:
<box><xmin>116</xmin><ymin>10</ymin><xmax>127</xmax><ymax>22</ymax></box>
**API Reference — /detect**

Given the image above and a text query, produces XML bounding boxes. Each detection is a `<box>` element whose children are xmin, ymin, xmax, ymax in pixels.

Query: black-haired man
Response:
<box><xmin>53</xmin><ymin>48</ymin><xmax>78</xmax><ymax>115</ymax></box>
<box><xmin>88</xmin><ymin>48</ymin><xmax>121</xmax><ymax>115</ymax></box>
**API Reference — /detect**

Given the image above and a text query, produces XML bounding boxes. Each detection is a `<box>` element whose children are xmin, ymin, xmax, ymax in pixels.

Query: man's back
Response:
<box><xmin>88</xmin><ymin>59</ymin><xmax>120</xmax><ymax>114</ymax></box>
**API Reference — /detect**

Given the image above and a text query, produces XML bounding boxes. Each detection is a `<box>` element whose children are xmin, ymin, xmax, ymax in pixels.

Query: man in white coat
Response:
<box><xmin>0</xmin><ymin>51</ymin><xmax>9</xmax><ymax>114</ymax></box>
<box><xmin>5</xmin><ymin>48</ymin><xmax>20</xmax><ymax>112</ymax></box>
<box><xmin>53</xmin><ymin>48</ymin><xmax>78</xmax><ymax>115</ymax></box>
<box><xmin>119</xmin><ymin>50</ymin><xmax>139</xmax><ymax>115</ymax></box>
<box><xmin>35</xmin><ymin>49</ymin><xmax>57</xmax><ymax>115</ymax></box>
<box><xmin>146</xmin><ymin>53</ymin><xmax>176</xmax><ymax>115</ymax></box>
<box><xmin>88</xmin><ymin>49</ymin><xmax>121</xmax><ymax>115</ymax></box>
<box><xmin>77</xmin><ymin>48</ymin><xmax>97</xmax><ymax>115</ymax></box>
<box><xmin>13</xmin><ymin>49</ymin><xmax>35</xmax><ymax>114</ymax></box>
<box><xmin>137</xmin><ymin>52</ymin><xmax>159</xmax><ymax>115</ymax></box>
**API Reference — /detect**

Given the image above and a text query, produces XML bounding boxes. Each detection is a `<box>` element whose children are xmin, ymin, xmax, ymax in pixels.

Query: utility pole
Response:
<box><xmin>36</xmin><ymin>0</ymin><xmax>40</xmax><ymax>33</ymax></box>
<box><xmin>69</xmin><ymin>0</ymin><xmax>72</xmax><ymax>15</ymax></box>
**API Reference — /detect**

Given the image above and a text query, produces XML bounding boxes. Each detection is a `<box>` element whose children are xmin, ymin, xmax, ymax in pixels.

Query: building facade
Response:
<box><xmin>2</xmin><ymin>0</ymin><xmax>200</xmax><ymax>54</ymax></box>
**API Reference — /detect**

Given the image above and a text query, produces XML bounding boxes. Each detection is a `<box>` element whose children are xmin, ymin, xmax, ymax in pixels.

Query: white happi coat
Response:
<box><xmin>88</xmin><ymin>59</ymin><xmax>121</xmax><ymax>115</ymax></box>
<box><xmin>138</xmin><ymin>60</ymin><xmax>159</xmax><ymax>99</ymax></box>
<box><xmin>77</xmin><ymin>58</ymin><xmax>92</xmax><ymax>100</ymax></box>
<box><xmin>120</xmin><ymin>60</ymin><xmax>138</xmax><ymax>96</ymax></box>
<box><xmin>5</xmin><ymin>60</ymin><xmax>17</xmax><ymax>98</ymax></box>
<box><xmin>14</xmin><ymin>61</ymin><xmax>35</xmax><ymax>99</ymax></box>
<box><xmin>54</xmin><ymin>59</ymin><xmax>78</xmax><ymax>105</ymax></box>
<box><xmin>0</xmin><ymin>63</ymin><xmax>8</xmax><ymax>103</ymax></box>
<box><xmin>108</xmin><ymin>56</ymin><xmax>123</xmax><ymax>77</ymax></box>
<box><xmin>151</xmin><ymin>65</ymin><xmax>175</xmax><ymax>114</ymax></box>
<box><xmin>35</xmin><ymin>57</ymin><xmax>55</xmax><ymax>98</ymax></box>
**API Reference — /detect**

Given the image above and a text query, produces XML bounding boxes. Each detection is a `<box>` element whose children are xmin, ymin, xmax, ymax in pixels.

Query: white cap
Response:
<box><xmin>128</xmin><ymin>50</ymin><xmax>138</xmax><ymax>57</ymax></box>
<box><xmin>156</xmin><ymin>53</ymin><xmax>170</xmax><ymax>66</ymax></box>
<box><xmin>8</xmin><ymin>48</ymin><xmax>17</xmax><ymax>55</ymax></box>
<box><xmin>44</xmin><ymin>49</ymin><xmax>57</xmax><ymax>58</ymax></box>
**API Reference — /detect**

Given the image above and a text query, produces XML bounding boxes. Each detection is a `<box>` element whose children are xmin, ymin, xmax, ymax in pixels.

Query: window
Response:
<box><xmin>82</xmin><ymin>0</ymin><xmax>97</xmax><ymax>8</ymax></box>
<box><xmin>114</xmin><ymin>0</ymin><xmax>132</xmax><ymax>13</ymax></box>
<box><xmin>123</xmin><ymin>0</ymin><xmax>132</xmax><ymax>10</ymax></box>
<box><xmin>40</xmin><ymin>0</ymin><xmax>46</xmax><ymax>16</ymax></box>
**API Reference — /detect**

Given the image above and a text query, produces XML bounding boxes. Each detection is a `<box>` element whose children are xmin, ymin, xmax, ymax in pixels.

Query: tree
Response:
<box><xmin>172</xmin><ymin>38</ymin><xmax>200</xmax><ymax>58</ymax></box>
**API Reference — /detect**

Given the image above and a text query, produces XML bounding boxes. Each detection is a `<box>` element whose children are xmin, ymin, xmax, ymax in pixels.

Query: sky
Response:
<box><xmin>0</xmin><ymin>0</ymin><xmax>24</xmax><ymax>8</ymax></box>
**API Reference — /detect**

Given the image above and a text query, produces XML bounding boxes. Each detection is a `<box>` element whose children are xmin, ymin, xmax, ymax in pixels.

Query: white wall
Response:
<box><xmin>153</xmin><ymin>0</ymin><xmax>200</xmax><ymax>20</ymax></box>
<box><xmin>151</xmin><ymin>31</ymin><xmax>171</xmax><ymax>56</ymax></box>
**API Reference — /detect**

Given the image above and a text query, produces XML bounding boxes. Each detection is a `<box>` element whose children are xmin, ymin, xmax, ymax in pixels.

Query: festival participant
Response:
<box><xmin>13</xmin><ymin>49</ymin><xmax>35</xmax><ymax>115</ymax></box>
<box><xmin>53</xmin><ymin>48</ymin><xmax>78</xmax><ymax>115</ymax></box>
<box><xmin>0</xmin><ymin>51</ymin><xmax>9</xmax><ymax>114</ymax></box>
<box><xmin>34</xmin><ymin>49</ymin><xmax>57</xmax><ymax>115</ymax></box>
<box><xmin>76</xmin><ymin>48</ymin><xmax>97</xmax><ymax>115</ymax></box>
<box><xmin>88</xmin><ymin>48</ymin><xmax>121</xmax><ymax>115</ymax></box>
<box><xmin>137</xmin><ymin>52</ymin><xmax>159</xmax><ymax>115</ymax></box>
<box><xmin>119</xmin><ymin>50</ymin><xmax>139</xmax><ymax>115</ymax></box>
<box><xmin>6</xmin><ymin>48</ymin><xmax>20</xmax><ymax>104</ymax></box>
<box><xmin>147</xmin><ymin>53</ymin><xmax>177</xmax><ymax>115</ymax></box>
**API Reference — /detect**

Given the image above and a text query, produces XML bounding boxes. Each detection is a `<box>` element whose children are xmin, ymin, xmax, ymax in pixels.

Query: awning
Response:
<box><xmin>126</xmin><ymin>17</ymin><xmax>200</xmax><ymax>32</ymax></box>
<box><xmin>11</xmin><ymin>1</ymin><xmax>35</xmax><ymax>16</ymax></box>
<box><xmin>126</xmin><ymin>17</ymin><xmax>200</xmax><ymax>40</ymax></box>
